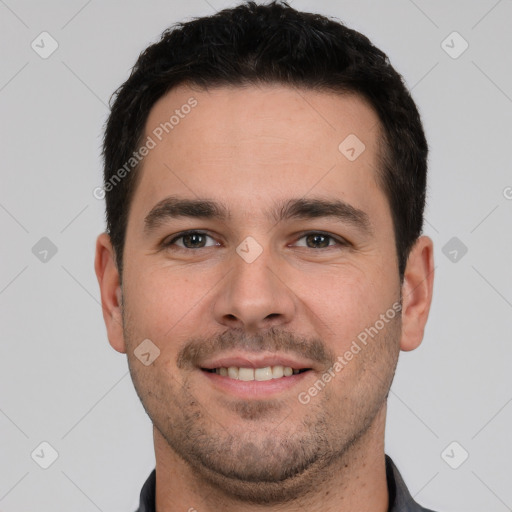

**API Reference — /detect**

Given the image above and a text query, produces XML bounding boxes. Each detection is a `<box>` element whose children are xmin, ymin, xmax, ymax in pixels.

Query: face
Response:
<box><xmin>96</xmin><ymin>84</ymin><xmax>433</xmax><ymax>503</ymax></box>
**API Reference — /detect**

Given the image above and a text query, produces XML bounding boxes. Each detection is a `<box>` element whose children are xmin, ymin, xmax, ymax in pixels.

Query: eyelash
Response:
<box><xmin>162</xmin><ymin>230</ymin><xmax>349</xmax><ymax>251</ymax></box>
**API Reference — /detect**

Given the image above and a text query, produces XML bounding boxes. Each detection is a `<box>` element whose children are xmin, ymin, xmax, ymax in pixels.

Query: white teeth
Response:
<box><xmin>238</xmin><ymin>367</ymin><xmax>254</xmax><ymax>381</ymax></box>
<box><xmin>254</xmin><ymin>367</ymin><xmax>273</xmax><ymax>381</ymax></box>
<box><xmin>272</xmin><ymin>365</ymin><xmax>284</xmax><ymax>378</ymax></box>
<box><xmin>212</xmin><ymin>365</ymin><xmax>302</xmax><ymax>380</ymax></box>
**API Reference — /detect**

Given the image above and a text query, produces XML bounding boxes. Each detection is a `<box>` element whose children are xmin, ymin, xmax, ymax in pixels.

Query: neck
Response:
<box><xmin>154</xmin><ymin>405</ymin><xmax>389</xmax><ymax>512</ymax></box>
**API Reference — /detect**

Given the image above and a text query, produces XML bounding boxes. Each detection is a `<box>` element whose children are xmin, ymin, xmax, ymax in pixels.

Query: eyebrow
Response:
<box><xmin>143</xmin><ymin>195</ymin><xmax>372</xmax><ymax>235</ymax></box>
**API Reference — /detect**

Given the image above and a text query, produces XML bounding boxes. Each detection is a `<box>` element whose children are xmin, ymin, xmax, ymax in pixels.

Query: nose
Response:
<box><xmin>213</xmin><ymin>245</ymin><xmax>296</xmax><ymax>333</ymax></box>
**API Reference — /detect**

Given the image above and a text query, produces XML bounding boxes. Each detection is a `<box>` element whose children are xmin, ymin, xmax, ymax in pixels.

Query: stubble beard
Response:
<box><xmin>123</xmin><ymin>310</ymin><xmax>401</xmax><ymax>504</ymax></box>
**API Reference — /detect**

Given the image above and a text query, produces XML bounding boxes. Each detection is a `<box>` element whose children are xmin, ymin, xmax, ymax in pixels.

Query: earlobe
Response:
<box><xmin>94</xmin><ymin>232</ymin><xmax>127</xmax><ymax>354</ymax></box>
<box><xmin>399</xmin><ymin>236</ymin><xmax>435</xmax><ymax>352</ymax></box>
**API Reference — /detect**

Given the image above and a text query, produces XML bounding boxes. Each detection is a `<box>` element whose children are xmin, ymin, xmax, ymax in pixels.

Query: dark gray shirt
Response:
<box><xmin>135</xmin><ymin>455</ymin><xmax>437</xmax><ymax>511</ymax></box>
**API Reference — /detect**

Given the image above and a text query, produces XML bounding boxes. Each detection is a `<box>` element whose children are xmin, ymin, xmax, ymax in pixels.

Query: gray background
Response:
<box><xmin>1</xmin><ymin>0</ymin><xmax>511</xmax><ymax>510</ymax></box>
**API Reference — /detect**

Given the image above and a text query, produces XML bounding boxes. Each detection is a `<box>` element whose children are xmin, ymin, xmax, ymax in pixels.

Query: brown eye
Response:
<box><xmin>305</xmin><ymin>234</ymin><xmax>332</xmax><ymax>248</ymax></box>
<box><xmin>294</xmin><ymin>232</ymin><xmax>344</xmax><ymax>249</ymax></box>
<box><xmin>164</xmin><ymin>231</ymin><xmax>219</xmax><ymax>250</ymax></box>
<box><xmin>181</xmin><ymin>233</ymin><xmax>207</xmax><ymax>248</ymax></box>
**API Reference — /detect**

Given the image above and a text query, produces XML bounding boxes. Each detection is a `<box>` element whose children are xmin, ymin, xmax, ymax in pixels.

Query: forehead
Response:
<box><xmin>144</xmin><ymin>83</ymin><xmax>380</xmax><ymax>159</ymax></box>
<box><xmin>131</xmin><ymin>83</ymin><xmax>387</xmax><ymax>226</ymax></box>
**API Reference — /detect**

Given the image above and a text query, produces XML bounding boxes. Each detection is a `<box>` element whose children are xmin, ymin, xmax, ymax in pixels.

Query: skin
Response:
<box><xmin>95</xmin><ymin>83</ymin><xmax>434</xmax><ymax>512</ymax></box>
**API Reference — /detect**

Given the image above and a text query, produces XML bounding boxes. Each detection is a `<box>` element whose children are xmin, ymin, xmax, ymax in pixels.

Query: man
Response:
<box><xmin>94</xmin><ymin>1</ymin><xmax>436</xmax><ymax>510</ymax></box>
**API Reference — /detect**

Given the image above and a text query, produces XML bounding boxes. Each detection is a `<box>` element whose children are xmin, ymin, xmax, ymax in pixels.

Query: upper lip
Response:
<box><xmin>199</xmin><ymin>352</ymin><xmax>315</xmax><ymax>371</ymax></box>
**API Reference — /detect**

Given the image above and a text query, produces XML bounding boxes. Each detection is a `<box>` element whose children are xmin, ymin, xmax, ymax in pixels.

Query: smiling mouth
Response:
<box><xmin>201</xmin><ymin>366</ymin><xmax>311</xmax><ymax>381</ymax></box>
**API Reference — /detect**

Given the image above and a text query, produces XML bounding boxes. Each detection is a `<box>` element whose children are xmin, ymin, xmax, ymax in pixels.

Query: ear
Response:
<box><xmin>400</xmin><ymin>236</ymin><xmax>434</xmax><ymax>352</ymax></box>
<box><xmin>94</xmin><ymin>232</ymin><xmax>126</xmax><ymax>353</ymax></box>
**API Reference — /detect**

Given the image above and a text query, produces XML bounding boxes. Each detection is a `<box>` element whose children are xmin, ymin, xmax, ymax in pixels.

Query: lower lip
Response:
<box><xmin>200</xmin><ymin>369</ymin><xmax>312</xmax><ymax>399</ymax></box>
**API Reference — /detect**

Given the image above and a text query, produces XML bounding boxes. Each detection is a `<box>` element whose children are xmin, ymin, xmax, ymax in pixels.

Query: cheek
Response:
<box><xmin>124</xmin><ymin>266</ymin><xmax>191</xmax><ymax>340</ymax></box>
<box><xmin>295</xmin><ymin>266</ymin><xmax>393</xmax><ymax>347</ymax></box>
<box><xmin>124</xmin><ymin>263</ymin><xmax>224</xmax><ymax>358</ymax></box>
